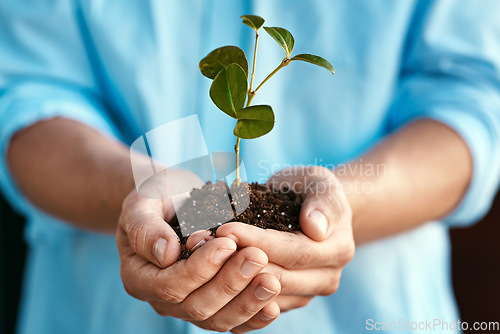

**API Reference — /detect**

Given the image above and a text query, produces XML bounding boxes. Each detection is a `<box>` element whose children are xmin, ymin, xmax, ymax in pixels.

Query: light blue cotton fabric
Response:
<box><xmin>1</xmin><ymin>1</ymin><xmax>499</xmax><ymax>333</ymax></box>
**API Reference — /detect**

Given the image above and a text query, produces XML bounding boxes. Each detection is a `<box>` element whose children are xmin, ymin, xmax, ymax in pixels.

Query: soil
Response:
<box><xmin>170</xmin><ymin>181</ymin><xmax>302</xmax><ymax>259</ymax></box>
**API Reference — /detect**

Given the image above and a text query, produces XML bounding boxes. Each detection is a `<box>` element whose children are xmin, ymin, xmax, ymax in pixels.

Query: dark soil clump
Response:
<box><xmin>171</xmin><ymin>181</ymin><xmax>302</xmax><ymax>259</ymax></box>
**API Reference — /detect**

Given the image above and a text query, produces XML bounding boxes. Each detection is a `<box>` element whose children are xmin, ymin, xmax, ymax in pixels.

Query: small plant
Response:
<box><xmin>199</xmin><ymin>15</ymin><xmax>334</xmax><ymax>183</ymax></box>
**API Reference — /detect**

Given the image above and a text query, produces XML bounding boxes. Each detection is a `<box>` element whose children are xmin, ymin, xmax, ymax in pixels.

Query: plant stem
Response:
<box><xmin>234</xmin><ymin>48</ymin><xmax>290</xmax><ymax>185</ymax></box>
<box><xmin>235</xmin><ymin>32</ymin><xmax>261</xmax><ymax>184</ymax></box>
<box><xmin>253</xmin><ymin>57</ymin><xmax>290</xmax><ymax>95</ymax></box>
<box><xmin>235</xmin><ymin>137</ymin><xmax>241</xmax><ymax>183</ymax></box>
<box><xmin>248</xmin><ymin>32</ymin><xmax>259</xmax><ymax>102</ymax></box>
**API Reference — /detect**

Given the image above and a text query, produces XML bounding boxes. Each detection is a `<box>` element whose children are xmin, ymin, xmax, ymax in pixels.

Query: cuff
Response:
<box><xmin>391</xmin><ymin>105</ymin><xmax>500</xmax><ymax>227</ymax></box>
<box><xmin>0</xmin><ymin>82</ymin><xmax>121</xmax><ymax>215</ymax></box>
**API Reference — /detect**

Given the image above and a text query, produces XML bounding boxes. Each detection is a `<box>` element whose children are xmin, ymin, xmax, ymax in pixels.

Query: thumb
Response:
<box><xmin>118</xmin><ymin>192</ymin><xmax>181</xmax><ymax>268</ymax></box>
<box><xmin>300</xmin><ymin>197</ymin><xmax>330</xmax><ymax>242</ymax></box>
<box><xmin>266</xmin><ymin>166</ymin><xmax>346</xmax><ymax>242</ymax></box>
<box><xmin>299</xmin><ymin>183</ymin><xmax>346</xmax><ymax>242</ymax></box>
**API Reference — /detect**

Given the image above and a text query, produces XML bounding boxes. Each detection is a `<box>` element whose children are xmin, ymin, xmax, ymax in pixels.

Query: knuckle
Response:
<box><xmin>155</xmin><ymin>283</ymin><xmax>185</xmax><ymax>304</ymax></box>
<box><xmin>236</xmin><ymin>304</ymin><xmax>258</xmax><ymax>318</ymax></box>
<box><xmin>292</xmin><ymin>297</ymin><xmax>313</xmax><ymax>308</ymax></box>
<box><xmin>285</xmin><ymin>245</ymin><xmax>312</xmax><ymax>270</ymax></box>
<box><xmin>120</xmin><ymin>269</ymin><xmax>143</xmax><ymax>301</ymax></box>
<box><xmin>121</xmin><ymin>281</ymin><xmax>139</xmax><ymax>300</ymax></box>
<box><xmin>219</xmin><ymin>279</ymin><xmax>242</xmax><ymax>296</ymax></box>
<box><xmin>214</xmin><ymin>325</ymin><xmax>232</xmax><ymax>333</ymax></box>
<box><xmin>182</xmin><ymin>301</ymin><xmax>211</xmax><ymax>322</ymax></box>
<box><xmin>320</xmin><ymin>281</ymin><xmax>340</xmax><ymax>296</ymax></box>
<box><xmin>337</xmin><ymin>239</ymin><xmax>355</xmax><ymax>267</ymax></box>
<box><xmin>320</xmin><ymin>271</ymin><xmax>341</xmax><ymax>296</ymax></box>
<box><xmin>151</xmin><ymin>303</ymin><xmax>169</xmax><ymax>317</ymax></box>
<box><xmin>152</xmin><ymin>308</ymin><xmax>166</xmax><ymax>317</ymax></box>
<box><xmin>324</xmin><ymin>192</ymin><xmax>344</xmax><ymax>220</ymax></box>
<box><xmin>300</xmin><ymin>297</ymin><xmax>313</xmax><ymax>308</ymax></box>
<box><xmin>186</xmin><ymin>266</ymin><xmax>212</xmax><ymax>285</ymax></box>
<box><xmin>205</xmin><ymin>318</ymin><xmax>232</xmax><ymax>332</ymax></box>
<box><xmin>127</xmin><ymin>222</ymin><xmax>147</xmax><ymax>254</ymax></box>
<box><xmin>309</xmin><ymin>166</ymin><xmax>336</xmax><ymax>183</ymax></box>
<box><xmin>231</xmin><ymin>321</ymin><xmax>257</xmax><ymax>333</ymax></box>
<box><xmin>273</xmin><ymin>270</ymin><xmax>287</xmax><ymax>292</ymax></box>
<box><xmin>278</xmin><ymin>296</ymin><xmax>311</xmax><ymax>312</ymax></box>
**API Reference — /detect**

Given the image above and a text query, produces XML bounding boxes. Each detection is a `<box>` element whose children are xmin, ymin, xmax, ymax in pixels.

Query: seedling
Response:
<box><xmin>199</xmin><ymin>15</ymin><xmax>334</xmax><ymax>183</ymax></box>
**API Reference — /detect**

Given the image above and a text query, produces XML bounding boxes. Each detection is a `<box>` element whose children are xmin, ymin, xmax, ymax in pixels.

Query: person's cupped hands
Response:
<box><xmin>216</xmin><ymin>166</ymin><xmax>355</xmax><ymax>312</ymax></box>
<box><xmin>116</xmin><ymin>171</ymin><xmax>281</xmax><ymax>333</ymax></box>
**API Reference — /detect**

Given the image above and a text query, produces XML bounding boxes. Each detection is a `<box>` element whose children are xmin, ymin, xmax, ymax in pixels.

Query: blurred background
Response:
<box><xmin>1</xmin><ymin>190</ymin><xmax>500</xmax><ymax>334</ymax></box>
<box><xmin>451</xmin><ymin>191</ymin><xmax>500</xmax><ymax>327</ymax></box>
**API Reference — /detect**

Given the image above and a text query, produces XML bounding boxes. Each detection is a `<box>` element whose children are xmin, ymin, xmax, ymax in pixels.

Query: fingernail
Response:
<box><xmin>308</xmin><ymin>210</ymin><xmax>328</xmax><ymax>235</ymax></box>
<box><xmin>240</xmin><ymin>260</ymin><xmax>264</xmax><ymax>278</ymax></box>
<box><xmin>190</xmin><ymin>238</ymin><xmax>206</xmax><ymax>252</ymax></box>
<box><xmin>254</xmin><ymin>285</ymin><xmax>277</xmax><ymax>300</ymax></box>
<box><xmin>214</xmin><ymin>249</ymin><xmax>234</xmax><ymax>265</ymax></box>
<box><xmin>153</xmin><ymin>238</ymin><xmax>167</xmax><ymax>265</ymax></box>
<box><xmin>258</xmin><ymin>311</ymin><xmax>276</xmax><ymax>321</ymax></box>
<box><xmin>190</xmin><ymin>230</ymin><xmax>207</xmax><ymax>237</ymax></box>
<box><xmin>227</xmin><ymin>233</ymin><xmax>239</xmax><ymax>244</ymax></box>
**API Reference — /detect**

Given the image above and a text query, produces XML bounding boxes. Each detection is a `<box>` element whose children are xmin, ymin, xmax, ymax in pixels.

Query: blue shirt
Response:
<box><xmin>1</xmin><ymin>1</ymin><xmax>500</xmax><ymax>333</ymax></box>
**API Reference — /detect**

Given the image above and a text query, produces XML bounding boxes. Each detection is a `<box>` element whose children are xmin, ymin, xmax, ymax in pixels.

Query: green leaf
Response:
<box><xmin>209</xmin><ymin>63</ymin><xmax>248</xmax><ymax>118</ymax></box>
<box><xmin>263</xmin><ymin>27</ymin><xmax>295</xmax><ymax>57</ymax></box>
<box><xmin>290</xmin><ymin>54</ymin><xmax>335</xmax><ymax>75</ymax></box>
<box><xmin>233</xmin><ymin>105</ymin><xmax>275</xmax><ymax>139</ymax></box>
<box><xmin>199</xmin><ymin>46</ymin><xmax>249</xmax><ymax>79</ymax></box>
<box><xmin>241</xmin><ymin>15</ymin><xmax>265</xmax><ymax>31</ymax></box>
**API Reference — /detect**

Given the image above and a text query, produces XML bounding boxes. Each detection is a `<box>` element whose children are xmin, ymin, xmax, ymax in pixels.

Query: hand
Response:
<box><xmin>216</xmin><ymin>166</ymin><xmax>355</xmax><ymax>313</ymax></box>
<box><xmin>116</xmin><ymin>190</ymin><xmax>282</xmax><ymax>333</ymax></box>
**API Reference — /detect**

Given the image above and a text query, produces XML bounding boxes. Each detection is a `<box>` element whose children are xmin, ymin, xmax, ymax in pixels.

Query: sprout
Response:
<box><xmin>199</xmin><ymin>15</ymin><xmax>334</xmax><ymax>183</ymax></box>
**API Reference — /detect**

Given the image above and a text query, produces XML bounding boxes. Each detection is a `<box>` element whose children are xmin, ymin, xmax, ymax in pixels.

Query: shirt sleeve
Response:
<box><xmin>386</xmin><ymin>0</ymin><xmax>500</xmax><ymax>227</ymax></box>
<box><xmin>0</xmin><ymin>0</ymin><xmax>121</xmax><ymax>214</ymax></box>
